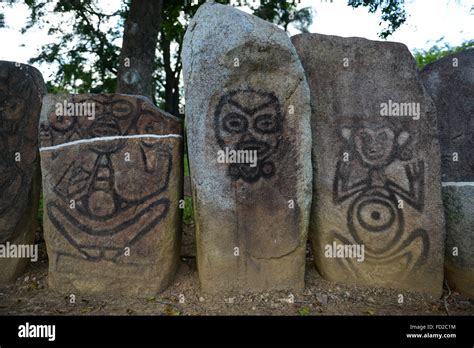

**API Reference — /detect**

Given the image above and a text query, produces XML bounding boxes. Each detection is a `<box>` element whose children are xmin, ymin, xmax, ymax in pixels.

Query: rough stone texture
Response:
<box><xmin>292</xmin><ymin>33</ymin><xmax>445</xmax><ymax>297</ymax></box>
<box><xmin>421</xmin><ymin>49</ymin><xmax>474</xmax><ymax>298</ymax></box>
<box><xmin>0</xmin><ymin>61</ymin><xmax>45</xmax><ymax>284</ymax></box>
<box><xmin>182</xmin><ymin>3</ymin><xmax>312</xmax><ymax>293</ymax></box>
<box><xmin>441</xmin><ymin>186</ymin><xmax>474</xmax><ymax>298</ymax></box>
<box><xmin>421</xmin><ymin>49</ymin><xmax>474</xmax><ymax>182</ymax></box>
<box><xmin>39</xmin><ymin>94</ymin><xmax>183</xmax><ymax>296</ymax></box>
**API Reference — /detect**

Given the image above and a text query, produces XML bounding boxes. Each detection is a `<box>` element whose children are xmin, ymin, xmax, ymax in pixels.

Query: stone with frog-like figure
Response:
<box><xmin>39</xmin><ymin>93</ymin><xmax>183</xmax><ymax>295</ymax></box>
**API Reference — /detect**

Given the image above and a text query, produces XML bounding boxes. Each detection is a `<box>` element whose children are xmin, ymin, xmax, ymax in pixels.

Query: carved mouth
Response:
<box><xmin>236</xmin><ymin>140</ymin><xmax>270</xmax><ymax>158</ymax></box>
<box><xmin>366</xmin><ymin>149</ymin><xmax>384</xmax><ymax>160</ymax></box>
<box><xmin>88</xmin><ymin>119</ymin><xmax>121</xmax><ymax>138</ymax></box>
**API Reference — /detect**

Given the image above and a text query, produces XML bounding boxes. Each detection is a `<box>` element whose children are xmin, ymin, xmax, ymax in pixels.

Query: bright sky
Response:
<box><xmin>296</xmin><ymin>0</ymin><xmax>474</xmax><ymax>50</ymax></box>
<box><xmin>0</xmin><ymin>0</ymin><xmax>473</xmax><ymax>81</ymax></box>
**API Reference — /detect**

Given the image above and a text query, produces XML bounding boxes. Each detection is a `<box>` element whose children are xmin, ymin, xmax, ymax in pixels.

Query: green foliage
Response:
<box><xmin>156</xmin><ymin>0</ymin><xmax>313</xmax><ymax>115</ymax></box>
<box><xmin>184</xmin><ymin>155</ymin><xmax>190</xmax><ymax>177</ymax></box>
<box><xmin>183</xmin><ymin>196</ymin><xmax>193</xmax><ymax>226</ymax></box>
<box><xmin>24</xmin><ymin>0</ymin><xmax>125</xmax><ymax>93</ymax></box>
<box><xmin>298</xmin><ymin>306</ymin><xmax>311</xmax><ymax>316</ymax></box>
<box><xmin>348</xmin><ymin>0</ymin><xmax>407</xmax><ymax>38</ymax></box>
<box><xmin>23</xmin><ymin>0</ymin><xmax>313</xmax><ymax>106</ymax></box>
<box><xmin>413</xmin><ymin>40</ymin><xmax>474</xmax><ymax>69</ymax></box>
<box><xmin>250</xmin><ymin>0</ymin><xmax>313</xmax><ymax>32</ymax></box>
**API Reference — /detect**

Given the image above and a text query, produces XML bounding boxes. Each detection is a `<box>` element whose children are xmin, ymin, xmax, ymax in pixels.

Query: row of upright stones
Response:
<box><xmin>182</xmin><ymin>2</ymin><xmax>471</xmax><ymax>297</ymax></box>
<box><xmin>0</xmin><ymin>2</ymin><xmax>472</xmax><ymax>299</ymax></box>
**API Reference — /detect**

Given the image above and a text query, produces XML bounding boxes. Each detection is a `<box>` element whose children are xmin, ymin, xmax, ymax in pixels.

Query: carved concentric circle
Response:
<box><xmin>356</xmin><ymin>197</ymin><xmax>396</xmax><ymax>232</ymax></box>
<box><xmin>348</xmin><ymin>189</ymin><xmax>403</xmax><ymax>253</ymax></box>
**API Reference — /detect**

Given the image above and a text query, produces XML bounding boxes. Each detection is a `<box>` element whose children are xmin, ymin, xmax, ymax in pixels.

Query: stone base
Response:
<box><xmin>442</xmin><ymin>184</ymin><xmax>474</xmax><ymax>299</ymax></box>
<box><xmin>312</xmin><ymin>225</ymin><xmax>444</xmax><ymax>299</ymax></box>
<box><xmin>47</xmin><ymin>250</ymin><xmax>179</xmax><ymax>296</ymax></box>
<box><xmin>0</xmin><ymin>168</ymin><xmax>40</xmax><ymax>285</ymax></box>
<box><xmin>196</xmin><ymin>242</ymin><xmax>306</xmax><ymax>294</ymax></box>
<box><xmin>0</xmin><ymin>226</ymin><xmax>36</xmax><ymax>285</ymax></box>
<box><xmin>445</xmin><ymin>263</ymin><xmax>474</xmax><ymax>298</ymax></box>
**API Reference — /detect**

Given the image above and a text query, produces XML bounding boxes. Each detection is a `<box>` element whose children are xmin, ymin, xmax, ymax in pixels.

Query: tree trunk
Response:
<box><xmin>161</xmin><ymin>33</ymin><xmax>181</xmax><ymax>116</ymax></box>
<box><xmin>117</xmin><ymin>0</ymin><xmax>163</xmax><ymax>99</ymax></box>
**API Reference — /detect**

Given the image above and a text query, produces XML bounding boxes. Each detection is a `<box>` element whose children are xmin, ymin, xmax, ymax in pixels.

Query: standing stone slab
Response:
<box><xmin>0</xmin><ymin>61</ymin><xmax>45</xmax><ymax>284</ymax></box>
<box><xmin>39</xmin><ymin>94</ymin><xmax>183</xmax><ymax>296</ymax></box>
<box><xmin>421</xmin><ymin>49</ymin><xmax>474</xmax><ymax>298</ymax></box>
<box><xmin>182</xmin><ymin>3</ymin><xmax>312</xmax><ymax>293</ymax></box>
<box><xmin>292</xmin><ymin>34</ymin><xmax>445</xmax><ymax>297</ymax></box>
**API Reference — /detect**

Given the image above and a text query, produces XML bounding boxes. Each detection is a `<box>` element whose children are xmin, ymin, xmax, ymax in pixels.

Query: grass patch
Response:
<box><xmin>183</xmin><ymin>196</ymin><xmax>193</xmax><ymax>225</ymax></box>
<box><xmin>184</xmin><ymin>154</ymin><xmax>190</xmax><ymax>177</ymax></box>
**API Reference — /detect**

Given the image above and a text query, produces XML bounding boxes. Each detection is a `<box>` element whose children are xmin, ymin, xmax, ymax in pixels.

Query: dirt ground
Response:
<box><xmin>0</xmin><ymin>224</ymin><xmax>472</xmax><ymax>316</ymax></box>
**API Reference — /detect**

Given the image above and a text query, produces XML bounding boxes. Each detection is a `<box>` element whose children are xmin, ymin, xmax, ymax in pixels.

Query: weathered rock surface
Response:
<box><xmin>421</xmin><ymin>49</ymin><xmax>474</xmax><ymax>298</ymax></box>
<box><xmin>292</xmin><ymin>33</ymin><xmax>445</xmax><ymax>297</ymax></box>
<box><xmin>441</xmin><ymin>186</ymin><xmax>474</xmax><ymax>298</ymax></box>
<box><xmin>0</xmin><ymin>61</ymin><xmax>45</xmax><ymax>284</ymax></box>
<box><xmin>39</xmin><ymin>94</ymin><xmax>183</xmax><ymax>296</ymax></box>
<box><xmin>182</xmin><ymin>3</ymin><xmax>312</xmax><ymax>293</ymax></box>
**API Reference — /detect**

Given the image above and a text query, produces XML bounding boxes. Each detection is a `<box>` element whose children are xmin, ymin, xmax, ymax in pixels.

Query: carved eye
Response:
<box><xmin>223</xmin><ymin>113</ymin><xmax>248</xmax><ymax>133</ymax></box>
<box><xmin>3</xmin><ymin>97</ymin><xmax>25</xmax><ymax>120</ymax></box>
<box><xmin>137</xmin><ymin>114</ymin><xmax>162</xmax><ymax>134</ymax></box>
<box><xmin>254</xmin><ymin>114</ymin><xmax>278</xmax><ymax>134</ymax></box>
<box><xmin>359</xmin><ymin>131</ymin><xmax>371</xmax><ymax>140</ymax></box>
<box><xmin>376</xmin><ymin>132</ymin><xmax>388</xmax><ymax>142</ymax></box>
<box><xmin>112</xmin><ymin>100</ymin><xmax>133</xmax><ymax>119</ymax></box>
<box><xmin>51</xmin><ymin>112</ymin><xmax>75</xmax><ymax>131</ymax></box>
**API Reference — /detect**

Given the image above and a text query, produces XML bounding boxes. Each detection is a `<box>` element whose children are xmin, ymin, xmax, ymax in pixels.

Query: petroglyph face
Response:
<box><xmin>342</xmin><ymin>124</ymin><xmax>410</xmax><ymax>168</ymax></box>
<box><xmin>214</xmin><ymin>89</ymin><xmax>283</xmax><ymax>182</ymax></box>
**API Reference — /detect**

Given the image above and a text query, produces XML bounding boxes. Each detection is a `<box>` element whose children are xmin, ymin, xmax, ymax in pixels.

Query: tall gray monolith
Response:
<box><xmin>182</xmin><ymin>3</ymin><xmax>312</xmax><ymax>293</ymax></box>
<box><xmin>293</xmin><ymin>33</ymin><xmax>445</xmax><ymax>298</ymax></box>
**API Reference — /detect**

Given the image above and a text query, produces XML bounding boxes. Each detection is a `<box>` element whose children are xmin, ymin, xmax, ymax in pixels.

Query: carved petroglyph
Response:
<box><xmin>40</xmin><ymin>94</ymin><xmax>183</xmax><ymax>295</ymax></box>
<box><xmin>293</xmin><ymin>32</ymin><xmax>444</xmax><ymax>296</ymax></box>
<box><xmin>214</xmin><ymin>89</ymin><xmax>283</xmax><ymax>183</ymax></box>
<box><xmin>40</xmin><ymin>95</ymin><xmax>178</xmax><ymax>264</ymax></box>
<box><xmin>182</xmin><ymin>3</ymin><xmax>312</xmax><ymax>292</ymax></box>
<box><xmin>332</xmin><ymin>122</ymin><xmax>429</xmax><ymax>279</ymax></box>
